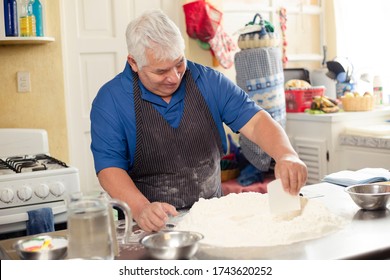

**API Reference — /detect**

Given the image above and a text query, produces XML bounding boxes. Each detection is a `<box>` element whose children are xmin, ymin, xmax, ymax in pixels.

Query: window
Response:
<box><xmin>333</xmin><ymin>0</ymin><xmax>390</xmax><ymax>103</ymax></box>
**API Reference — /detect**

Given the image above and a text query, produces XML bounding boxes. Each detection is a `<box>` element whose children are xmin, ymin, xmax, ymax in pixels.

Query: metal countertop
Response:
<box><xmin>1</xmin><ymin>183</ymin><xmax>390</xmax><ymax>260</ymax></box>
<box><xmin>116</xmin><ymin>182</ymin><xmax>390</xmax><ymax>260</ymax></box>
<box><xmin>192</xmin><ymin>183</ymin><xmax>390</xmax><ymax>260</ymax></box>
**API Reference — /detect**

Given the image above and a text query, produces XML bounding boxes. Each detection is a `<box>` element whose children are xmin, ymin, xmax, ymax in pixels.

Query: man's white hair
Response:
<box><xmin>126</xmin><ymin>10</ymin><xmax>185</xmax><ymax>69</ymax></box>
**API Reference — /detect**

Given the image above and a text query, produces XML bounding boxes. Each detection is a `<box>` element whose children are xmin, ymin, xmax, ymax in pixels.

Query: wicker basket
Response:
<box><xmin>237</xmin><ymin>13</ymin><xmax>279</xmax><ymax>50</ymax></box>
<box><xmin>341</xmin><ymin>96</ymin><xmax>374</xmax><ymax>111</ymax></box>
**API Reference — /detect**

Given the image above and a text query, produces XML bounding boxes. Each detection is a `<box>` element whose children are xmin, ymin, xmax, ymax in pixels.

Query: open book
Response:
<box><xmin>322</xmin><ymin>168</ymin><xmax>390</xmax><ymax>187</ymax></box>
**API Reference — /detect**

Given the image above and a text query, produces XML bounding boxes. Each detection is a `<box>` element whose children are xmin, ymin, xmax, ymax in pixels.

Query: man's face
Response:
<box><xmin>128</xmin><ymin>49</ymin><xmax>186</xmax><ymax>101</ymax></box>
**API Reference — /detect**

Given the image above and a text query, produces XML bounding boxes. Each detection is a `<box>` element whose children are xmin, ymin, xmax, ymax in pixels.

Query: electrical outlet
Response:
<box><xmin>17</xmin><ymin>71</ymin><xmax>31</xmax><ymax>93</ymax></box>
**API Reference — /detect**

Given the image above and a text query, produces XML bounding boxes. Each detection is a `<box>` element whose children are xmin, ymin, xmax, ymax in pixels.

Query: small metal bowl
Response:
<box><xmin>140</xmin><ymin>231</ymin><xmax>203</xmax><ymax>260</ymax></box>
<box><xmin>345</xmin><ymin>183</ymin><xmax>390</xmax><ymax>211</ymax></box>
<box><xmin>14</xmin><ymin>235</ymin><xmax>68</xmax><ymax>260</ymax></box>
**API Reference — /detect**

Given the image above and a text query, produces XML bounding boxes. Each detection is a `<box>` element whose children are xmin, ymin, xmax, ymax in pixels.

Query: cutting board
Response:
<box><xmin>267</xmin><ymin>179</ymin><xmax>301</xmax><ymax>215</ymax></box>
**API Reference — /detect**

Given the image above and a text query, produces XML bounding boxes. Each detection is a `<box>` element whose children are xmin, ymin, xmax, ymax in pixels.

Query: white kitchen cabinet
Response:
<box><xmin>222</xmin><ymin>0</ymin><xmax>325</xmax><ymax>64</ymax></box>
<box><xmin>340</xmin><ymin>145</ymin><xmax>390</xmax><ymax>171</ymax></box>
<box><xmin>286</xmin><ymin>107</ymin><xmax>390</xmax><ymax>184</ymax></box>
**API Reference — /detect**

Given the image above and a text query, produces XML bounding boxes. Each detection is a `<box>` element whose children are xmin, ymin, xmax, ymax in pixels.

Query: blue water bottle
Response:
<box><xmin>32</xmin><ymin>0</ymin><xmax>44</xmax><ymax>36</ymax></box>
<box><xmin>4</xmin><ymin>0</ymin><xmax>19</xmax><ymax>36</ymax></box>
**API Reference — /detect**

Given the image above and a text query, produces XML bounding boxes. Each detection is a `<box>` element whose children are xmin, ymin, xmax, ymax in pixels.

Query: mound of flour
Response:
<box><xmin>175</xmin><ymin>192</ymin><xmax>347</xmax><ymax>247</ymax></box>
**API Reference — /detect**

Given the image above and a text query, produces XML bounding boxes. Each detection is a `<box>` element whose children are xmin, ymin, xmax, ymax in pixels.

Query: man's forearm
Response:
<box><xmin>240</xmin><ymin>110</ymin><xmax>298</xmax><ymax>162</ymax></box>
<box><xmin>97</xmin><ymin>167</ymin><xmax>150</xmax><ymax>220</ymax></box>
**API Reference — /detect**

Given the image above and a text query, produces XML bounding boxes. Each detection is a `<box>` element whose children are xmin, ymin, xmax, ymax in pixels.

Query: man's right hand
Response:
<box><xmin>135</xmin><ymin>202</ymin><xmax>178</xmax><ymax>232</ymax></box>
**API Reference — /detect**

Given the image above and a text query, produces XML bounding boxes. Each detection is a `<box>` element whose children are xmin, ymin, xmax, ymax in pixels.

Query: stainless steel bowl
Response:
<box><xmin>345</xmin><ymin>183</ymin><xmax>390</xmax><ymax>210</ymax></box>
<box><xmin>14</xmin><ymin>235</ymin><xmax>68</xmax><ymax>260</ymax></box>
<box><xmin>140</xmin><ymin>231</ymin><xmax>203</xmax><ymax>260</ymax></box>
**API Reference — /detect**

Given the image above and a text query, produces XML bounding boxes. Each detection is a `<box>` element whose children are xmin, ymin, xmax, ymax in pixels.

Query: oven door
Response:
<box><xmin>0</xmin><ymin>201</ymin><xmax>68</xmax><ymax>240</ymax></box>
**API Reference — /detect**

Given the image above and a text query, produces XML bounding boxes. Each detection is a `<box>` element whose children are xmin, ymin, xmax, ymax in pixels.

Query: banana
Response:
<box><xmin>327</xmin><ymin>97</ymin><xmax>338</xmax><ymax>105</ymax></box>
<box><xmin>311</xmin><ymin>96</ymin><xmax>322</xmax><ymax>110</ymax></box>
<box><xmin>321</xmin><ymin>96</ymin><xmax>336</xmax><ymax>107</ymax></box>
<box><xmin>310</xmin><ymin>96</ymin><xmax>339</xmax><ymax>113</ymax></box>
<box><xmin>321</xmin><ymin>106</ymin><xmax>339</xmax><ymax>113</ymax></box>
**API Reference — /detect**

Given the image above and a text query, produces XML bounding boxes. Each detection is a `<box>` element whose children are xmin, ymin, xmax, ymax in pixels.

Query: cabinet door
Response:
<box><xmin>222</xmin><ymin>0</ymin><xmax>325</xmax><ymax>65</ymax></box>
<box><xmin>293</xmin><ymin>137</ymin><xmax>328</xmax><ymax>184</ymax></box>
<box><xmin>341</xmin><ymin>147</ymin><xmax>390</xmax><ymax>171</ymax></box>
<box><xmin>61</xmin><ymin>0</ymin><xmax>180</xmax><ymax>193</ymax></box>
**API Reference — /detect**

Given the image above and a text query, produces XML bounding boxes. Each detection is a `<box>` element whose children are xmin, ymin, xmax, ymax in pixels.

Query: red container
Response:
<box><xmin>285</xmin><ymin>86</ymin><xmax>326</xmax><ymax>112</ymax></box>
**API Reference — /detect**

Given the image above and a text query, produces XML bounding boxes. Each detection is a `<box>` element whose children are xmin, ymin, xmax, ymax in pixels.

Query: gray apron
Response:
<box><xmin>129</xmin><ymin>70</ymin><xmax>223</xmax><ymax>209</ymax></box>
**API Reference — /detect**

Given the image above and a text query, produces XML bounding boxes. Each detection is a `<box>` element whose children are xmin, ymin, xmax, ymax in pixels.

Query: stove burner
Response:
<box><xmin>0</xmin><ymin>160</ymin><xmax>15</xmax><ymax>175</ymax></box>
<box><xmin>1</xmin><ymin>154</ymin><xmax>68</xmax><ymax>174</ymax></box>
<box><xmin>35</xmin><ymin>154</ymin><xmax>68</xmax><ymax>168</ymax></box>
<box><xmin>0</xmin><ymin>159</ymin><xmax>16</xmax><ymax>171</ymax></box>
<box><xmin>15</xmin><ymin>160</ymin><xmax>46</xmax><ymax>173</ymax></box>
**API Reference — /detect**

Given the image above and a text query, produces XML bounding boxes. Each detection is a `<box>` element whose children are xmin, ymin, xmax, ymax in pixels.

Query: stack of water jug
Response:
<box><xmin>3</xmin><ymin>0</ymin><xmax>44</xmax><ymax>37</ymax></box>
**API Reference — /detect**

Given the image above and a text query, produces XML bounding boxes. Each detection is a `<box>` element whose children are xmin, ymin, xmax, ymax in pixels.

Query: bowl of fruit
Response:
<box><xmin>341</xmin><ymin>91</ymin><xmax>374</xmax><ymax>111</ymax></box>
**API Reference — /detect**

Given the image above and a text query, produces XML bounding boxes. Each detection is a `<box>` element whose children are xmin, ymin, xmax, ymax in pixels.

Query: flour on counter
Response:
<box><xmin>175</xmin><ymin>192</ymin><xmax>347</xmax><ymax>247</ymax></box>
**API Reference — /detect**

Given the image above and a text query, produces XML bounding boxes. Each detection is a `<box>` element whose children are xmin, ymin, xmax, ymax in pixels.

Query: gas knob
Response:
<box><xmin>0</xmin><ymin>188</ymin><xmax>14</xmax><ymax>203</ymax></box>
<box><xmin>50</xmin><ymin>181</ymin><xmax>65</xmax><ymax>197</ymax></box>
<box><xmin>35</xmin><ymin>183</ymin><xmax>50</xmax><ymax>199</ymax></box>
<box><xmin>17</xmin><ymin>186</ymin><xmax>33</xmax><ymax>201</ymax></box>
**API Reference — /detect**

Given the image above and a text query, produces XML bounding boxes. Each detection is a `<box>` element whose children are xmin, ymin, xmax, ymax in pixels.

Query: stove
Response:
<box><xmin>0</xmin><ymin>129</ymin><xmax>80</xmax><ymax>238</ymax></box>
<box><xmin>0</xmin><ymin>154</ymin><xmax>69</xmax><ymax>174</ymax></box>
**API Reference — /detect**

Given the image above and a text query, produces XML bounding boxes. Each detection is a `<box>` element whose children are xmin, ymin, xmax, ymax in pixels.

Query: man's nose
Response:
<box><xmin>166</xmin><ymin>68</ymin><xmax>180</xmax><ymax>83</ymax></box>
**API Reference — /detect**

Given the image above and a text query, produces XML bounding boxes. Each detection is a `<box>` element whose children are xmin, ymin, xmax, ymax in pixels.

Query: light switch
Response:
<box><xmin>17</xmin><ymin>71</ymin><xmax>31</xmax><ymax>93</ymax></box>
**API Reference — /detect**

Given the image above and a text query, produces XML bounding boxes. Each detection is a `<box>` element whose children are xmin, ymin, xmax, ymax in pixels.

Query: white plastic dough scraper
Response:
<box><xmin>267</xmin><ymin>178</ymin><xmax>301</xmax><ymax>215</ymax></box>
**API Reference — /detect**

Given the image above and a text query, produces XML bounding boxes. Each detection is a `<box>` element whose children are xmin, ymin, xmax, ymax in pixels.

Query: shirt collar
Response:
<box><xmin>139</xmin><ymin>78</ymin><xmax>186</xmax><ymax>108</ymax></box>
<box><xmin>121</xmin><ymin>62</ymin><xmax>133</xmax><ymax>92</ymax></box>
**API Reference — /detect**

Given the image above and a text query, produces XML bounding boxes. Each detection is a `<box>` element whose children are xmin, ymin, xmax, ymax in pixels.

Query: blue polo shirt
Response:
<box><xmin>90</xmin><ymin>60</ymin><xmax>262</xmax><ymax>174</ymax></box>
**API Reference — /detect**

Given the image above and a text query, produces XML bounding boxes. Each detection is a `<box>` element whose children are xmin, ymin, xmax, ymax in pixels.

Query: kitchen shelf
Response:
<box><xmin>288</xmin><ymin>53</ymin><xmax>323</xmax><ymax>62</ymax></box>
<box><xmin>0</xmin><ymin>0</ymin><xmax>52</xmax><ymax>46</ymax></box>
<box><xmin>0</xmin><ymin>36</ymin><xmax>55</xmax><ymax>45</ymax></box>
<box><xmin>223</xmin><ymin>0</ymin><xmax>325</xmax><ymax>67</ymax></box>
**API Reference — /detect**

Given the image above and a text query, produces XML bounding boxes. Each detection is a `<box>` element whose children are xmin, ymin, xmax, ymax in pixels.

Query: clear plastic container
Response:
<box><xmin>373</xmin><ymin>75</ymin><xmax>383</xmax><ymax>106</ymax></box>
<box><xmin>19</xmin><ymin>0</ymin><xmax>36</xmax><ymax>37</ymax></box>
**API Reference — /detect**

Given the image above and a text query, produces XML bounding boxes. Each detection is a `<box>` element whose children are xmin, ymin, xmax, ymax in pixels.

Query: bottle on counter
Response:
<box><xmin>373</xmin><ymin>75</ymin><xmax>383</xmax><ymax>106</ymax></box>
<box><xmin>32</xmin><ymin>0</ymin><xmax>43</xmax><ymax>36</ymax></box>
<box><xmin>19</xmin><ymin>0</ymin><xmax>36</xmax><ymax>36</ymax></box>
<box><xmin>4</xmin><ymin>0</ymin><xmax>19</xmax><ymax>36</ymax></box>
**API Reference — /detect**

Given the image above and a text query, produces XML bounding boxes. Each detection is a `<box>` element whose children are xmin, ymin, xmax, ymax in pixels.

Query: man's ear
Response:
<box><xmin>127</xmin><ymin>55</ymin><xmax>139</xmax><ymax>72</ymax></box>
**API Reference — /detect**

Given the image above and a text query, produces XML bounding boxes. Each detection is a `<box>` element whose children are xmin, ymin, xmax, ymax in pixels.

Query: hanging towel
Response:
<box><xmin>234</xmin><ymin>47</ymin><xmax>286</xmax><ymax>172</ymax></box>
<box><xmin>26</xmin><ymin>207</ymin><xmax>55</xmax><ymax>235</ymax></box>
<box><xmin>208</xmin><ymin>25</ymin><xmax>237</xmax><ymax>69</ymax></box>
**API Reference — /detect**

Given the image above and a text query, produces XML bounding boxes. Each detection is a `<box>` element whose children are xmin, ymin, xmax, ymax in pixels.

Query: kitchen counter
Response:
<box><xmin>286</xmin><ymin>107</ymin><xmax>390</xmax><ymax>183</ymax></box>
<box><xmin>192</xmin><ymin>183</ymin><xmax>390</xmax><ymax>260</ymax></box>
<box><xmin>1</xmin><ymin>182</ymin><xmax>390</xmax><ymax>260</ymax></box>
<box><xmin>286</xmin><ymin>106</ymin><xmax>390</xmax><ymax>123</ymax></box>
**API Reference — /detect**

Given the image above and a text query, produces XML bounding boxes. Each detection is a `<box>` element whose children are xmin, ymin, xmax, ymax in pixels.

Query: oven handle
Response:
<box><xmin>0</xmin><ymin>205</ymin><xmax>67</xmax><ymax>225</ymax></box>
